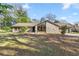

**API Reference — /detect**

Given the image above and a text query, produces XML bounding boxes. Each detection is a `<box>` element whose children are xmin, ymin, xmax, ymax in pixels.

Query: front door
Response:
<box><xmin>32</xmin><ymin>27</ymin><xmax>35</xmax><ymax>32</ymax></box>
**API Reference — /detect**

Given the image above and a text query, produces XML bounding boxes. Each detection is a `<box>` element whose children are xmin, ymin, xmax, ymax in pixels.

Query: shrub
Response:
<box><xmin>60</xmin><ymin>25</ymin><xmax>68</xmax><ymax>35</ymax></box>
<box><xmin>20</xmin><ymin>27</ymin><xmax>27</xmax><ymax>32</ymax></box>
<box><xmin>2</xmin><ymin>26</ymin><xmax>11</xmax><ymax>32</ymax></box>
<box><xmin>0</xmin><ymin>29</ymin><xmax>6</xmax><ymax>33</ymax></box>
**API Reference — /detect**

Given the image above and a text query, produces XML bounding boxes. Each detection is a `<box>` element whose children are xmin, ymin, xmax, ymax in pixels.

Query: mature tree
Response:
<box><xmin>0</xmin><ymin>3</ymin><xmax>13</xmax><ymax>14</ymax></box>
<box><xmin>59</xmin><ymin>20</ymin><xmax>68</xmax><ymax>24</ymax></box>
<box><xmin>14</xmin><ymin>6</ymin><xmax>31</xmax><ymax>23</ymax></box>
<box><xmin>54</xmin><ymin>20</ymin><xmax>60</xmax><ymax>23</ymax></box>
<box><xmin>0</xmin><ymin>3</ymin><xmax>13</xmax><ymax>31</ymax></box>
<box><xmin>40</xmin><ymin>13</ymin><xmax>57</xmax><ymax>22</ymax></box>
<box><xmin>32</xmin><ymin>19</ymin><xmax>39</xmax><ymax>22</ymax></box>
<box><xmin>45</xmin><ymin>13</ymin><xmax>56</xmax><ymax>22</ymax></box>
<box><xmin>40</xmin><ymin>17</ymin><xmax>46</xmax><ymax>22</ymax></box>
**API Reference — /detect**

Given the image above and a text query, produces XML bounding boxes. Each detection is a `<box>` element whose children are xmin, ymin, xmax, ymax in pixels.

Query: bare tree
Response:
<box><xmin>40</xmin><ymin>13</ymin><xmax>57</xmax><ymax>22</ymax></box>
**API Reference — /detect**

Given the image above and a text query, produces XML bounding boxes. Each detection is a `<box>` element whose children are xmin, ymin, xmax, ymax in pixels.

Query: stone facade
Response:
<box><xmin>46</xmin><ymin>22</ymin><xmax>61</xmax><ymax>34</ymax></box>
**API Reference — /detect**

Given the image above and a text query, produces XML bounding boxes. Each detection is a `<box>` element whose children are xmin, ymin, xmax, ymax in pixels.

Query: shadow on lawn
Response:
<box><xmin>0</xmin><ymin>34</ymin><xmax>79</xmax><ymax>56</ymax></box>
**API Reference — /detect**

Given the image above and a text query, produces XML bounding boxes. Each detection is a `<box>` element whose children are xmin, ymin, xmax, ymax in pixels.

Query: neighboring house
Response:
<box><xmin>54</xmin><ymin>22</ymin><xmax>73</xmax><ymax>33</ymax></box>
<box><xmin>12</xmin><ymin>20</ymin><xmax>72</xmax><ymax>34</ymax></box>
<box><xmin>72</xmin><ymin>24</ymin><xmax>79</xmax><ymax>32</ymax></box>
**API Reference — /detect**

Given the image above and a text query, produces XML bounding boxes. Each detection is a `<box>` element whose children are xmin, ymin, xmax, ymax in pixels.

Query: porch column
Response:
<box><xmin>12</xmin><ymin>28</ymin><xmax>15</xmax><ymax>32</ymax></box>
<box><xmin>35</xmin><ymin>26</ymin><xmax>37</xmax><ymax>33</ymax></box>
<box><xmin>17</xmin><ymin>28</ymin><xmax>19</xmax><ymax>32</ymax></box>
<box><xmin>66</xmin><ymin>29</ymin><xmax>68</xmax><ymax>33</ymax></box>
<box><xmin>69</xmin><ymin>28</ymin><xmax>72</xmax><ymax>33</ymax></box>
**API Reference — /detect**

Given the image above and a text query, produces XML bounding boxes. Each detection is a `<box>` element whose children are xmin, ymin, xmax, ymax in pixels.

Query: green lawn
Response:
<box><xmin>0</xmin><ymin>33</ymin><xmax>79</xmax><ymax>56</ymax></box>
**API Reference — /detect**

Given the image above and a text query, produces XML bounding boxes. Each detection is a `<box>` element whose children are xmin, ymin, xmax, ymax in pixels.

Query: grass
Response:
<box><xmin>0</xmin><ymin>33</ymin><xmax>79</xmax><ymax>56</ymax></box>
<box><xmin>0</xmin><ymin>29</ymin><xmax>7</xmax><ymax>33</ymax></box>
<box><xmin>0</xmin><ymin>39</ymin><xmax>40</xmax><ymax>56</ymax></box>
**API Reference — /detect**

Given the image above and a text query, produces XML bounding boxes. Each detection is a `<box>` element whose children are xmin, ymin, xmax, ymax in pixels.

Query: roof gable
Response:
<box><xmin>35</xmin><ymin>20</ymin><xmax>60</xmax><ymax>27</ymax></box>
<box><xmin>45</xmin><ymin>20</ymin><xmax>60</xmax><ymax>27</ymax></box>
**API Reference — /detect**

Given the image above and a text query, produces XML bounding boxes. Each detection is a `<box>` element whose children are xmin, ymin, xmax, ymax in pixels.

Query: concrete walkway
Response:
<box><xmin>66</xmin><ymin>33</ymin><xmax>79</xmax><ymax>37</ymax></box>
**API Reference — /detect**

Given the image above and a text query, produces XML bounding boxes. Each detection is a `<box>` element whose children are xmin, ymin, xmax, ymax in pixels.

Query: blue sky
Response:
<box><xmin>22</xmin><ymin>3</ymin><xmax>79</xmax><ymax>23</ymax></box>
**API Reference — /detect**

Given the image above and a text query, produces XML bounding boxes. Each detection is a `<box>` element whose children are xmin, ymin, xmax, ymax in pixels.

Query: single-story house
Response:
<box><xmin>12</xmin><ymin>20</ymin><xmax>72</xmax><ymax>34</ymax></box>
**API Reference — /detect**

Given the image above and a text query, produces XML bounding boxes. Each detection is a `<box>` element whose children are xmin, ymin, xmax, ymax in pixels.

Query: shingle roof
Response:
<box><xmin>42</xmin><ymin>20</ymin><xmax>73</xmax><ymax>28</ymax></box>
<box><xmin>12</xmin><ymin>23</ymin><xmax>38</xmax><ymax>27</ymax></box>
<box><xmin>55</xmin><ymin>22</ymin><xmax>73</xmax><ymax>28</ymax></box>
<box><xmin>12</xmin><ymin>20</ymin><xmax>73</xmax><ymax>28</ymax></box>
<box><xmin>45</xmin><ymin>20</ymin><xmax>60</xmax><ymax>27</ymax></box>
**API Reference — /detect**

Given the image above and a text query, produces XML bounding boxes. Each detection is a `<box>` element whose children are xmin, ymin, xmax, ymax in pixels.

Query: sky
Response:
<box><xmin>9</xmin><ymin>3</ymin><xmax>79</xmax><ymax>23</ymax></box>
<box><xmin>16</xmin><ymin>3</ymin><xmax>79</xmax><ymax>24</ymax></box>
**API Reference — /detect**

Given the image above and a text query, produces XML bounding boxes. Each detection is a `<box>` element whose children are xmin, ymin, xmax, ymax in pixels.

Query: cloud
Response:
<box><xmin>60</xmin><ymin>12</ymin><xmax>78</xmax><ymax>20</ymax></box>
<box><xmin>60</xmin><ymin>16</ymin><xmax>67</xmax><ymax>20</ymax></box>
<box><xmin>22</xmin><ymin>4</ymin><xmax>30</xmax><ymax>9</ymax></box>
<box><xmin>62</xmin><ymin>3</ymin><xmax>79</xmax><ymax>10</ymax></box>
<box><xmin>62</xmin><ymin>3</ymin><xmax>72</xmax><ymax>10</ymax></box>
<box><xmin>72</xmin><ymin>12</ymin><xmax>78</xmax><ymax>16</ymax></box>
<box><xmin>9</xmin><ymin>3</ymin><xmax>30</xmax><ymax>10</ymax></box>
